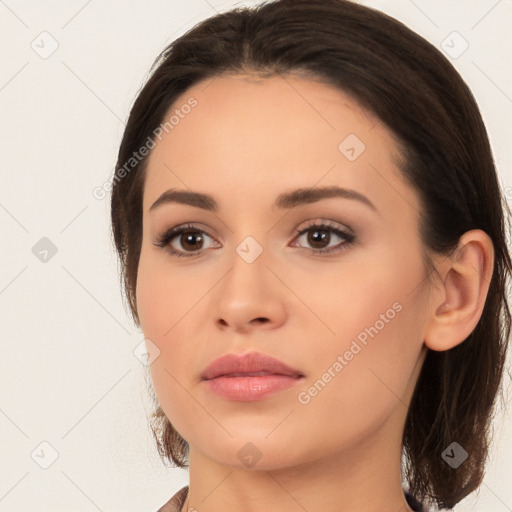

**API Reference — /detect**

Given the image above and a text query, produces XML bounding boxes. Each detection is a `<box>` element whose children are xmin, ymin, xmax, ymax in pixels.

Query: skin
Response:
<box><xmin>135</xmin><ymin>73</ymin><xmax>494</xmax><ymax>512</ymax></box>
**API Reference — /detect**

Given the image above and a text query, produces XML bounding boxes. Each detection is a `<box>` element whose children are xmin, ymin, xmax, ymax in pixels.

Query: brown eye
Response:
<box><xmin>305</xmin><ymin>228</ymin><xmax>331</xmax><ymax>249</ymax></box>
<box><xmin>178</xmin><ymin>230</ymin><xmax>204</xmax><ymax>252</ymax></box>
<box><xmin>153</xmin><ymin>224</ymin><xmax>219</xmax><ymax>258</ymax></box>
<box><xmin>293</xmin><ymin>222</ymin><xmax>356</xmax><ymax>255</ymax></box>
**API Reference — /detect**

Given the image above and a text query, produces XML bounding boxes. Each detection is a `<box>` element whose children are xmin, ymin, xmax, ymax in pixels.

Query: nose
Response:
<box><xmin>213</xmin><ymin>245</ymin><xmax>288</xmax><ymax>334</ymax></box>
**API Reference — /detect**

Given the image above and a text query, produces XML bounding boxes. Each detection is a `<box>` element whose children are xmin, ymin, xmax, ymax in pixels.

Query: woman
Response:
<box><xmin>110</xmin><ymin>1</ymin><xmax>511</xmax><ymax>511</ymax></box>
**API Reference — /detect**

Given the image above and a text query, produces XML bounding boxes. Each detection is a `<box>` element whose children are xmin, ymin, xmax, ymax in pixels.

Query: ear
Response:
<box><xmin>424</xmin><ymin>229</ymin><xmax>495</xmax><ymax>352</ymax></box>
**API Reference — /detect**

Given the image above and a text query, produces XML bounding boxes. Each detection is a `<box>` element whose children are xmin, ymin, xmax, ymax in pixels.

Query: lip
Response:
<box><xmin>201</xmin><ymin>351</ymin><xmax>304</xmax><ymax>401</ymax></box>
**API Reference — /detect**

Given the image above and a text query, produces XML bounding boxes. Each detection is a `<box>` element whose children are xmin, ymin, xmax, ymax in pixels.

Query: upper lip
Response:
<box><xmin>201</xmin><ymin>351</ymin><xmax>304</xmax><ymax>380</ymax></box>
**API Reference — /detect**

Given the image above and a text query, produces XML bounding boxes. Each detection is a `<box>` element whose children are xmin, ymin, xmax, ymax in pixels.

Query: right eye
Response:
<box><xmin>153</xmin><ymin>223</ymin><xmax>219</xmax><ymax>258</ymax></box>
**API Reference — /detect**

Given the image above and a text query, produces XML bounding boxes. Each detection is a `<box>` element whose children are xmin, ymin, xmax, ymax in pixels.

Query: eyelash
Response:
<box><xmin>153</xmin><ymin>221</ymin><xmax>356</xmax><ymax>258</ymax></box>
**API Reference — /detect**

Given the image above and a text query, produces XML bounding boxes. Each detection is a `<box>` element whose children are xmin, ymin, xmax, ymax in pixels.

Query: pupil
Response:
<box><xmin>309</xmin><ymin>229</ymin><xmax>329</xmax><ymax>248</ymax></box>
<box><xmin>183</xmin><ymin>231</ymin><xmax>202</xmax><ymax>250</ymax></box>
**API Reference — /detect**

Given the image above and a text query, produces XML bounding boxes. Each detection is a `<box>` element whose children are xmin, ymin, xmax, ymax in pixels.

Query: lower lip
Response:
<box><xmin>203</xmin><ymin>374</ymin><xmax>303</xmax><ymax>401</ymax></box>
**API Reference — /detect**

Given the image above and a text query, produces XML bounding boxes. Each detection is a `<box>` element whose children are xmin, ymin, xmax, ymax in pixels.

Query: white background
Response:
<box><xmin>0</xmin><ymin>1</ymin><xmax>511</xmax><ymax>511</ymax></box>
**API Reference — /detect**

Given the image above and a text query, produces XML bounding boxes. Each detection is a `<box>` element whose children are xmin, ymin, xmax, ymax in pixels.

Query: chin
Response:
<box><xmin>197</xmin><ymin>433</ymin><xmax>307</xmax><ymax>471</ymax></box>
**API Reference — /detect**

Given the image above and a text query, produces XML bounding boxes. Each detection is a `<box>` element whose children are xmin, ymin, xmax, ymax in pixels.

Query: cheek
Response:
<box><xmin>135</xmin><ymin>253</ymin><xmax>208</xmax><ymax>437</ymax></box>
<box><xmin>292</xmin><ymin>299</ymin><xmax>424</xmax><ymax>459</ymax></box>
<box><xmin>291</xmin><ymin>261</ymin><xmax>426</xmax><ymax>445</ymax></box>
<box><xmin>136</xmin><ymin>250</ymin><xmax>195</xmax><ymax>337</ymax></box>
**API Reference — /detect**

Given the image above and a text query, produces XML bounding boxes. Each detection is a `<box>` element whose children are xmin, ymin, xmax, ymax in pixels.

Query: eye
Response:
<box><xmin>153</xmin><ymin>223</ymin><xmax>219</xmax><ymax>258</ymax></box>
<box><xmin>291</xmin><ymin>220</ymin><xmax>356</xmax><ymax>255</ymax></box>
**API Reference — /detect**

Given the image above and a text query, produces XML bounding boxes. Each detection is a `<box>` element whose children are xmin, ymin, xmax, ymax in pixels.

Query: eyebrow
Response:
<box><xmin>149</xmin><ymin>186</ymin><xmax>378</xmax><ymax>213</ymax></box>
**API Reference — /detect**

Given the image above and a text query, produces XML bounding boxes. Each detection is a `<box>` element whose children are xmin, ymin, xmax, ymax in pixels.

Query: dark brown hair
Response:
<box><xmin>110</xmin><ymin>0</ymin><xmax>512</xmax><ymax>509</ymax></box>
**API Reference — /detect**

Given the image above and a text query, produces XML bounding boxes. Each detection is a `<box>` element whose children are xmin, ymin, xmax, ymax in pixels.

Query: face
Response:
<box><xmin>136</xmin><ymin>73</ymin><xmax>434</xmax><ymax>470</ymax></box>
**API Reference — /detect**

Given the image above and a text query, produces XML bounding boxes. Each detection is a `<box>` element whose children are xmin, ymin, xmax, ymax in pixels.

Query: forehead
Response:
<box><xmin>142</xmin><ymin>73</ymin><xmax>411</xmax><ymax>216</ymax></box>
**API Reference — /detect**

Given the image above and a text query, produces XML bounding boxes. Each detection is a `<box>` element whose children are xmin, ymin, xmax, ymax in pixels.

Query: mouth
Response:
<box><xmin>200</xmin><ymin>351</ymin><xmax>305</xmax><ymax>401</ymax></box>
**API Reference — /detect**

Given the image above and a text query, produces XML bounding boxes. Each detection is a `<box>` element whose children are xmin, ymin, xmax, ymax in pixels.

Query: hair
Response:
<box><xmin>110</xmin><ymin>0</ymin><xmax>512</xmax><ymax>509</ymax></box>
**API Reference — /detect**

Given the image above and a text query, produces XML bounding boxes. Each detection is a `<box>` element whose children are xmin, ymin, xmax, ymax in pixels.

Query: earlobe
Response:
<box><xmin>424</xmin><ymin>229</ymin><xmax>494</xmax><ymax>352</ymax></box>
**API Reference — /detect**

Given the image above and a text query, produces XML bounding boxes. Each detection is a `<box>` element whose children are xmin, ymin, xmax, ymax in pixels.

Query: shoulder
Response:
<box><xmin>155</xmin><ymin>485</ymin><xmax>189</xmax><ymax>512</ymax></box>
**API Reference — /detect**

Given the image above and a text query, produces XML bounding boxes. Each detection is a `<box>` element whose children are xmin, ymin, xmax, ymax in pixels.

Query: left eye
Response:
<box><xmin>153</xmin><ymin>222</ymin><xmax>356</xmax><ymax>258</ymax></box>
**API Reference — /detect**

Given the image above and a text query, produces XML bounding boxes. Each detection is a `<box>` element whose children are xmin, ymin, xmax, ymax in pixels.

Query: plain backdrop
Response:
<box><xmin>0</xmin><ymin>1</ymin><xmax>511</xmax><ymax>511</ymax></box>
